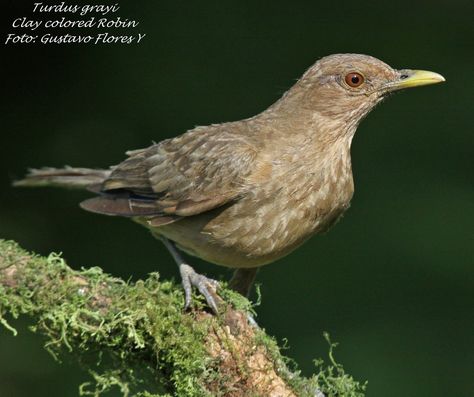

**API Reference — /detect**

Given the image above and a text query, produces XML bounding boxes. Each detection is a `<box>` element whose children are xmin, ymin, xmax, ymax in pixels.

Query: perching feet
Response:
<box><xmin>159</xmin><ymin>236</ymin><xmax>222</xmax><ymax>313</ymax></box>
<box><xmin>179</xmin><ymin>263</ymin><xmax>221</xmax><ymax>313</ymax></box>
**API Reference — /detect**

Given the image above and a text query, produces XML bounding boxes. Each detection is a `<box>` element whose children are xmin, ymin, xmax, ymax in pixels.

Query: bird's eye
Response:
<box><xmin>345</xmin><ymin>72</ymin><xmax>364</xmax><ymax>88</ymax></box>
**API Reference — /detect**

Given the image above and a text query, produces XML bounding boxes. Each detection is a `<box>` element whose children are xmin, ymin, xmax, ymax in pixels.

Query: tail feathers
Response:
<box><xmin>14</xmin><ymin>167</ymin><xmax>111</xmax><ymax>190</ymax></box>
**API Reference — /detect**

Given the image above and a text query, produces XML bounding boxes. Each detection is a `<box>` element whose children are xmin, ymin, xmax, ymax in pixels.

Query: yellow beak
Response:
<box><xmin>386</xmin><ymin>69</ymin><xmax>446</xmax><ymax>91</ymax></box>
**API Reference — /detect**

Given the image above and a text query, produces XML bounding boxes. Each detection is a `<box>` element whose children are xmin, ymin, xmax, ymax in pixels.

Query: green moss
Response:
<box><xmin>310</xmin><ymin>333</ymin><xmax>368</xmax><ymax>396</ymax></box>
<box><xmin>251</xmin><ymin>329</ymin><xmax>366</xmax><ymax>396</ymax></box>
<box><xmin>0</xmin><ymin>239</ymin><xmax>367</xmax><ymax>396</ymax></box>
<box><xmin>0</xmin><ymin>240</ymin><xmax>214</xmax><ymax>396</ymax></box>
<box><xmin>219</xmin><ymin>282</ymin><xmax>257</xmax><ymax>314</ymax></box>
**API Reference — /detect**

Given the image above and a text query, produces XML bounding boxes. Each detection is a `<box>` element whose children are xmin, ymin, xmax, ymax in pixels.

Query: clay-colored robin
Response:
<box><xmin>16</xmin><ymin>54</ymin><xmax>445</xmax><ymax>312</ymax></box>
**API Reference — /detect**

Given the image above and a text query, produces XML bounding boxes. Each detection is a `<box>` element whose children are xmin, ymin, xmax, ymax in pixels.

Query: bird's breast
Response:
<box><xmin>154</xmin><ymin>140</ymin><xmax>355</xmax><ymax>268</ymax></box>
<box><xmin>200</xmin><ymin>153</ymin><xmax>355</xmax><ymax>265</ymax></box>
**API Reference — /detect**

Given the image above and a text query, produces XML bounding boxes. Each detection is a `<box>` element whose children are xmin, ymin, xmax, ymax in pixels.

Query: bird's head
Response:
<box><xmin>285</xmin><ymin>53</ymin><xmax>445</xmax><ymax>134</ymax></box>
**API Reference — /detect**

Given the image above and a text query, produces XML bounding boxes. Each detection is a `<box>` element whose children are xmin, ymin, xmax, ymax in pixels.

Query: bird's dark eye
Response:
<box><xmin>345</xmin><ymin>72</ymin><xmax>364</xmax><ymax>88</ymax></box>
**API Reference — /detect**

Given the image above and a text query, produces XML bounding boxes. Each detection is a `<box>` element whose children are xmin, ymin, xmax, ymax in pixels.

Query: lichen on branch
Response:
<box><xmin>0</xmin><ymin>239</ymin><xmax>366</xmax><ymax>397</ymax></box>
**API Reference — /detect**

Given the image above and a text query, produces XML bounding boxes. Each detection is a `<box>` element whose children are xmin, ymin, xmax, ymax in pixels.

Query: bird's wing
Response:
<box><xmin>80</xmin><ymin>124</ymin><xmax>259</xmax><ymax>220</ymax></box>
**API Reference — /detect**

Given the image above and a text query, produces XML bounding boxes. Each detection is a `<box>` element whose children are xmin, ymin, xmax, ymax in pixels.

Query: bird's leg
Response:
<box><xmin>159</xmin><ymin>236</ymin><xmax>221</xmax><ymax>313</ymax></box>
<box><xmin>229</xmin><ymin>268</ymin><xmax>260</xmax><ymax>328</ymax></box>
<box><xmin>229</xmin><ymin>268</ymin><xmax>258</xmax><ymax>297</ymax></box>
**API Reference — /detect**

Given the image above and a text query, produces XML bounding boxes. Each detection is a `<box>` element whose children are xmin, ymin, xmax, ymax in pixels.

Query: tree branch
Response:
<box><xmin>0</xmin><ymin>239</ymin><xmax>366</xmax><ymax>397</ymax></box>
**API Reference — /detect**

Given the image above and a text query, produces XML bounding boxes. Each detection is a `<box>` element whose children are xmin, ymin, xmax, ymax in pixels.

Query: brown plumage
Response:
<box><xmin>16</xmin><ymin>54</ymin><xmax>445</xmax><ymax>311</ymax></box>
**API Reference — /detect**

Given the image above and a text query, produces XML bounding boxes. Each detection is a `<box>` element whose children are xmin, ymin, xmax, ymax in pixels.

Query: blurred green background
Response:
<box><xmin>1</xmin><ymin>0</ymin><xmax>473</xmax><ymax>396</ymax></box>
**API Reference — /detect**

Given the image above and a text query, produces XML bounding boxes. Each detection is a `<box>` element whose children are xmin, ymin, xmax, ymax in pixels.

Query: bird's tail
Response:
<box><xmin>13</xmin><ymin>167</ymin><xmax>111</xmax><ymax>190</ymax></box>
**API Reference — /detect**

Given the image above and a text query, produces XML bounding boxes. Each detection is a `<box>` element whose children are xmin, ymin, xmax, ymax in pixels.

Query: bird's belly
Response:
<box><xmin>143</xmin><ymin>192</ymin><xmax>351</xmax><ymax>269</ymax></box>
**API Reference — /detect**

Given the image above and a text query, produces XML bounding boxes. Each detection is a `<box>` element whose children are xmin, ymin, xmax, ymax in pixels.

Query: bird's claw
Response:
<box><xmin>179</xmin><ymin>263</ymin><xmax>221</xmax><ymax>313</ymax></box>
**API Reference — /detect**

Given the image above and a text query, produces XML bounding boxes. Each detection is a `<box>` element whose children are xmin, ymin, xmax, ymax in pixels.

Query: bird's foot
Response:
<box><xmin>179</xmin><ymin>263</ymin><xmax>222</xmax><ymax>313</ymax></box>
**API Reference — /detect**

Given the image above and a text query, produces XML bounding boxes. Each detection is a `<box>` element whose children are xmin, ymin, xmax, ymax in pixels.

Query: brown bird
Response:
<box><xmin>16</xmin><ymin>54</ymin><xmax>445</xmax><ymax>313</ymax></box>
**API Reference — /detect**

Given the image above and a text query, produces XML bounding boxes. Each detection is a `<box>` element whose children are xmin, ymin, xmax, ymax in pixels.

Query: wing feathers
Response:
<box><xmin>80</xmin><ymin>196</ymin><xmax>161</xmax><ymax>217</ymax></box>
<box><xmin>88</xmin><ymin>123</ymin><xmax>259</xmax><ymax>220</ymax></box>
<box><xmin>174</xmin><ymin>196</ymin><xmax>230</xmax><ymax>216</ymax></box>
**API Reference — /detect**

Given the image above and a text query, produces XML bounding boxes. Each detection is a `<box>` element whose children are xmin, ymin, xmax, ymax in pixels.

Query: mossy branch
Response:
<box><xmin>0</xmin><ymin>239</ymin><xmax>366</xmax><ymax>397</ymax></box>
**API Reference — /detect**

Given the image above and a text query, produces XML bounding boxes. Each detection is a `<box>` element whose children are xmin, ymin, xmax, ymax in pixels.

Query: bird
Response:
<box><xmin>15</xmin><ymin>54</ymin><xmax>445</xmax><ymax>313</ymax></box>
